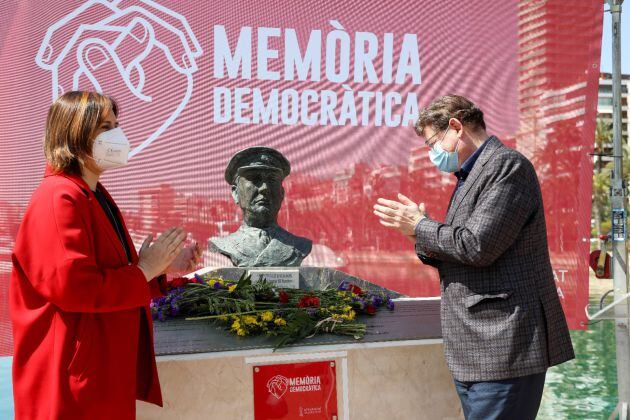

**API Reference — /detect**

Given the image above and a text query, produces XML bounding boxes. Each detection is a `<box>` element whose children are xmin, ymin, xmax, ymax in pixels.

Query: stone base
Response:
<box><xmin>137</xmin><ymin>342</ymin><xmax>462</xmax><ymax>420</ymax></box>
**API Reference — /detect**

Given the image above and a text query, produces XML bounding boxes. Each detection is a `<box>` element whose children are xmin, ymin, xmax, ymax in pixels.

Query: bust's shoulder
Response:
<box><xmin>270</xmin><ymin>226</ymin><xmax>313</xmax><ymax>255</ymax></box>
<box><xmin>208</xmin><ymin>234</ymin><xmax>236</xmax><ymax>253</ymax></box>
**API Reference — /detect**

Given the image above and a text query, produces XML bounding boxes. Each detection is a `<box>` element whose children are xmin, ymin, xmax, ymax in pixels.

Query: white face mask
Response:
<box><xmin>92</xmin><ymin>127</ymin><xmax>130</xmax><ymax>171</ymax></box>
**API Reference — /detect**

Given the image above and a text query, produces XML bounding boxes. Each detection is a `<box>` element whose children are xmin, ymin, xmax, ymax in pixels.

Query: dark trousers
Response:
<box><xmin>453</xmin><ymin>371</ymin><xmax>547</xmax><ymax>420</ymax></box>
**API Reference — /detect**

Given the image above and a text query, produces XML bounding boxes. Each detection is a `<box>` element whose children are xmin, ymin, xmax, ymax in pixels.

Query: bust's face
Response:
<box><xmin>232</xmin><ymin>168</ymin><xmax>284</xmax><ymax>227</ymax></box>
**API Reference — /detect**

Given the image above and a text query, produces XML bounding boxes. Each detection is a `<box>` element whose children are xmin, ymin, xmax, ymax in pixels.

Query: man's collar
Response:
<box><xmin>454</xmin><ymin>136</ymin><xmax>492</xmax><ymax>179</ymax></box>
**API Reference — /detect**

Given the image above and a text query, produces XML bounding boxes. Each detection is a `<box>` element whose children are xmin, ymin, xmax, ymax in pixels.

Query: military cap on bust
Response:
<box><xmin>224</xmin><ymin>146</ymin><xmax>291</xmax><ymax>184</ymax></box>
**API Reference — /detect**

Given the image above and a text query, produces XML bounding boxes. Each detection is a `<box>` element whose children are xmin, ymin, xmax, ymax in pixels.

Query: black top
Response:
<box><xmin>92</xmin><ymin>189</ymin><xmax>132</xmax><ymax>263</ymax></box>
<box><xmin>453</xmin><ymin>136</ymin><xmax>492</xmax><ymax>194</ymax></box>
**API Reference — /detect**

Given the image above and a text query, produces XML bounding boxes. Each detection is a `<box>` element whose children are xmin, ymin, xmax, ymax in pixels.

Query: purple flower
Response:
<box><xmin>306</xmin><ymin>308</ymin><xmax>318</xmax><ymax>317</ymax></box>
<box><xmin>338</xmin><ymin>281</ymin><xmax>349</xmax><ymax>291</ymax></box>
<box><xmin>387</xmin><ymin>300</ymin><xmax>395</xmax><ymax>311</ymax></box>
<box><xmin>157</xmin><ymin>309</ymin><xmax>165</xmax><ymax>322</ymax></box>
<box><xmin>170</xmin><ymin>305</ymin><xmax>180</xmax><ymax>317</ymax></box>
<box><xmin>371</xmin><ymin>295</ymin><xmax>383</xmax><ymax>307</ymax></box>
<box><xmin>194</xmin><ymin>273</ymin><xmax>205</xmax><ymax>284</ymax></box>
<box><xmin>212</xmin><ymin>282</ymin><xmax>224</xmax><ymax>290</ymax></box>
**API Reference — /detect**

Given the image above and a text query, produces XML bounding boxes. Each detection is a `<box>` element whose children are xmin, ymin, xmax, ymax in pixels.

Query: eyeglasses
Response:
<box><xmin>424</xmin><ymin>128</ymin><xmax>450</xmax><ymax>149</ymax></box>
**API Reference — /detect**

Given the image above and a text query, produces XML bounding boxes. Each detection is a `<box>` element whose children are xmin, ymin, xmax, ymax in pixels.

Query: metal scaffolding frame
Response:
<box><xmin>603</xmin><ymin>1</ymin><xmax>628</xmax><ymax>419</ymax></box>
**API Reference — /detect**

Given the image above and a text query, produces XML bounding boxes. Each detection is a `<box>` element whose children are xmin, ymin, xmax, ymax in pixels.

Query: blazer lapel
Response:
<box><xmin>446</xmin><ymin>136</ymin><xmax>503</xmax><ymax>224</ymax></box>
<box><xmin>44</xmin><ymin>165</ymin><xmax>127</xmax><ymax>262</ymax></box>
<box><xmin>91</xmin><ymin>186</ymin><xmax>129</xmax><ymax>263</ymax></box>
<box><xmin>98</xmin><ymin>183</ymin><xmax>137</xmax><ymax>263</ymax></box>
<box><xmin>44</xmin><ymin>167</ymin><xmax>129</xmax><ymax>263</ymax></box>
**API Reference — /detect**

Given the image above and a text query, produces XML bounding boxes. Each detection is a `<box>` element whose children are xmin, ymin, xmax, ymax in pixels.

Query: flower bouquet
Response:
<box><xmin>151</xmin><ymin>273</ymin><xmax>395</xmax><ymax>349</ymax></box>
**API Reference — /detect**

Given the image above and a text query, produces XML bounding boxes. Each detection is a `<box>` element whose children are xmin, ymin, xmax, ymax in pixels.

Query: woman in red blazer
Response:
<box><xmin>10</xmin><ymin>91</ymin><xmax>201</xmax><ymax>420</ymax></box>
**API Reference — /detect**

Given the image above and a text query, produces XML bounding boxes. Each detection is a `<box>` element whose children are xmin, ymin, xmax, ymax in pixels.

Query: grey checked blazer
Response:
<box><xmin>415</xmin><ymin>136</ymin><xmax>574</xmax><ymax>382</ymax></box>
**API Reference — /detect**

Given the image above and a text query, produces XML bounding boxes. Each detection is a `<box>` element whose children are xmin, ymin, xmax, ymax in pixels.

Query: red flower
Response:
<box><xmin>298</xmin><ymin>296</ymin><xmax>321</xmax><ymax>308</ymax></box>
<box><xmin>279</xmin><ymin>291</ymin><xmax>289</xmax><ymax>304</ymax></box>
<box><xmin>348</xmin><ymin>284</ymin><xmax>364</xmax><ymax>296</ymax></box>
<box><xmin>168</xmin><ymin>277</ymin><xmax>192</xmax><ymax>289</ymax></box>
<box><xmin>365</xmin><ymin>304</ymin><xmax>377</xmax><ymax>315</ymax></box>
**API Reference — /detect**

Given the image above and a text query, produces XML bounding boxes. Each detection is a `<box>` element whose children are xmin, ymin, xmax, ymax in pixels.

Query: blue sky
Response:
<box><xmin>600</xmin><ymin>5</ymin><xmax>630</xmax><ymax>74</ymax></box>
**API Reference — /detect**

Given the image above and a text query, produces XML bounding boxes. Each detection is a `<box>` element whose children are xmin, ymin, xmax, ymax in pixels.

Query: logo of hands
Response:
<box><xmin>267</xmin><ymin>375</ymin><xmax>289</xmax><ymax>399</ymax></box>
<box><xmin>36</xmin><ymin>0</ymin><xmax>202</xmax><ymax>158</ymax></box>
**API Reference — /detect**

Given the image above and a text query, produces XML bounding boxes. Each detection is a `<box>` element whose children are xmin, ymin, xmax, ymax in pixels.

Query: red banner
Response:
<box><xmin>0</xmin><ymin>0</ymin><xmax>604</xmax><ymax>354</ymax></box>
<box><xmin>253</xmin><ymin>361</ymin><xmax>338</xmax><ymax>419</ymax></box>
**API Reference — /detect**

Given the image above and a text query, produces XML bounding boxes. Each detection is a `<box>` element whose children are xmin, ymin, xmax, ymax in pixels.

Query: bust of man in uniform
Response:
<box><xmin>208</xmin><ymin>146</ymin><xmax>312</xmax><ymax>267</ymax></box>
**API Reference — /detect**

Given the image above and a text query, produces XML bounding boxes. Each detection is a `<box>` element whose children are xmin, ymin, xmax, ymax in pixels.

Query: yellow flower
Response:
<box><xmin>274</xmin><ymin>318</ymin><xmax>287</xmax><ymax>326</ymax></box>
<box><xmin>243</xmin><ymin>315</ymin><xmax>258</xmax><ymax>325</ymax></box>
<box><xmin>236</xmin><ymin>328</ymin><xmax>247</xmax><ymax>336</ymax></box>
<box><xmin>218</xmin><ymin>315</ymin><xmax>228</xmax><ymax>322</ymax></box>
<box><xmin>206</xmin><ymin>277</ymin><xmax>225</xmax><ymax>286</ymax></box>
<box><xmin>344</xmin><ymin>306</ymin><xmax>352</xmax><ymax>312</ymax></box>
<box><xmin>261</xmin><ymin>311</ymin><xmax>274</xmax><ymax>322</ymax></box>
<box><xmin>342</xmin><ymin>310</ymin><xmax>356</xmax><ymax>321</ymax></box>
<box><xmin>228</xmin><ymin>285</ymin><xmax>237</xmax><ymax>293</ymax></box>
<box><xmin>231</xmin><ymin>319</ymin><xmax>241</xmax><ymax>330</ymax></box>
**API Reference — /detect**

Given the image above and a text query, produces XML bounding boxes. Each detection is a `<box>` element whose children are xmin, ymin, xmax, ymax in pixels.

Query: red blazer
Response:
<box><xmin>10</xmin><ymin>167</ymin><xmax>167</xmax><ymax>420</ymax></box>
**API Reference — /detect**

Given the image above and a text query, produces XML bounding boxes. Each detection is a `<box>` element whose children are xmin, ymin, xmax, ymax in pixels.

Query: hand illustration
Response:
<box><xmin>36</xmin><ymin>0</ymin><xmax>203</xmax><ymax>158</ymax></box>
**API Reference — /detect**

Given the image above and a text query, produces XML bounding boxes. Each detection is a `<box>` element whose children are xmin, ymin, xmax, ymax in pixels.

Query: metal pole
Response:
<box><xmin>607</xmin><ymin>1</ymin><xmax>630</xmax><ymax>419</ymax></box>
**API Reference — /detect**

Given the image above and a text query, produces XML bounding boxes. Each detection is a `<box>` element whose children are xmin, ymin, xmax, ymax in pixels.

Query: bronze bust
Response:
<box><xmin>208</xmin><ymin>147</ymin><xmax>312</xmax><ymax>267</ymax></box>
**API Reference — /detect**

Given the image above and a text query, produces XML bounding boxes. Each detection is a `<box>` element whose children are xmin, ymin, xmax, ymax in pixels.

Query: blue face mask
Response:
<box><xmin>428</xmin><ymin>129</ymin><xmax>460</xmax><ymax>173</ymax></box>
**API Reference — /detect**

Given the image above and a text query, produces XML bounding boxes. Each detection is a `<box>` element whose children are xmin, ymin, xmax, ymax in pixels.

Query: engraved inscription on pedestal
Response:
<box><xmin>248</xmin><ymin>269</ymin><xmax>300</xmax><ymax>289</ymax></box>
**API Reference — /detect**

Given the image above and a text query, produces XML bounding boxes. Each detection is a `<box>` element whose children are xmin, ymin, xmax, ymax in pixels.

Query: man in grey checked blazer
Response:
<box><xmin>374</xmin><ymin>95</ymin><xmax>574</xmax><ymax>420</ymax></box>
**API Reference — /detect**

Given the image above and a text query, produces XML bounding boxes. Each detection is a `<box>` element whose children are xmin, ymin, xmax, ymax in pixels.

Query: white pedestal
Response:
<box><xmin>137</xmin><ymin>340</ymin><xmax>462</xmax><ymax>420</ymax></box>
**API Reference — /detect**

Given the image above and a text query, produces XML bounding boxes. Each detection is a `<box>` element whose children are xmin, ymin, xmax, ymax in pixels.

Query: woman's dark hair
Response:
<box><xmin>44</xmin><ymin>91</ymin><xmax>118</xmax><ymax>175</ymax></box>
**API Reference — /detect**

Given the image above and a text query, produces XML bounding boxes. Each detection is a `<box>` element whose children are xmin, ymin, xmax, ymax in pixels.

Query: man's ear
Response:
<box><xmin>448</xmin><ymin>117</ymin><xmax>463</xmax><ymax>133</ymax></box>
<box><xmin>231</xmin><ymin>184</ymin><xmax>239</xmax><ymax>204</ymax></box>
